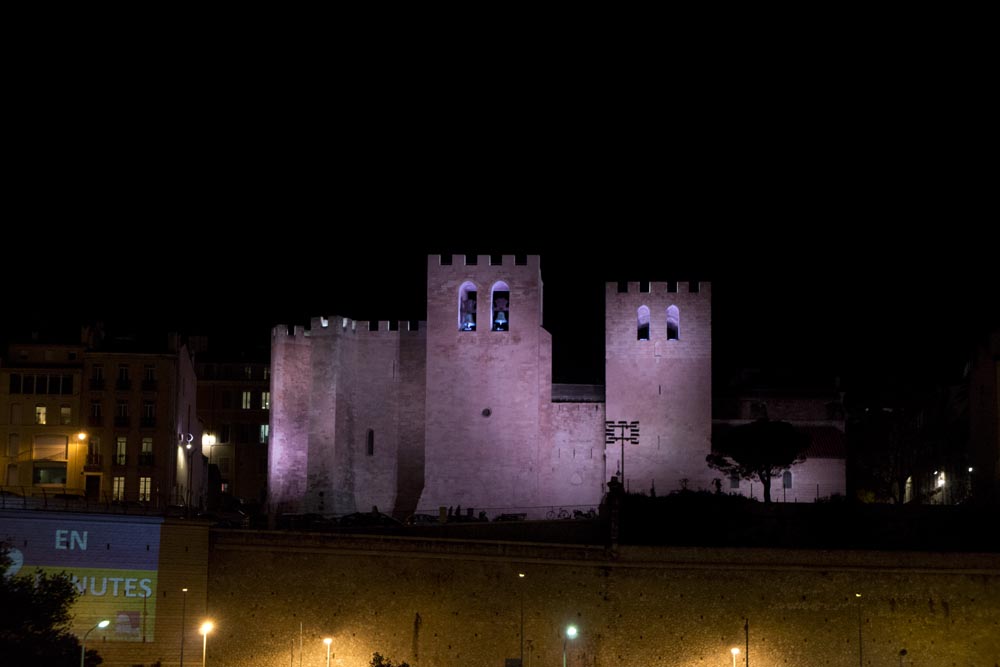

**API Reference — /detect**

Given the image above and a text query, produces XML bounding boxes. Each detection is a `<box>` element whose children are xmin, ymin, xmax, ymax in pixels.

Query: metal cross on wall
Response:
<box><xmin>605</xmin><ymin>420</ymin><xmax>640</xmax><ymax>481</ymax></box>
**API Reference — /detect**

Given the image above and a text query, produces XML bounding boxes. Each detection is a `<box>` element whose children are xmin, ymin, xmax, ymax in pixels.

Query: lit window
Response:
<box><xmin>666</xmin><ymin>305</ymin><xmax>680</xmax><ymax>340</ymax></box>
<box><xmin>241</xmin><ymin>392</ymin><xmax>252</xmax><ymax>409</ymax></box>
<box><xmin>491</xmin><ymin>281</ymin><xmax>510</xmax><ymax>332</ymax></box>
<box><xmin>116</xmin><ymin>437</ymin><xmax>127</xmax><ymax>465</ymax></box>
<box><xmin>259</xmin><ymin>424</ymin><xmax>269</xmax><ymax>444</ymax></box>
<box><xmin>140</xmin><ymin>437</ymin><xmax>153</xmax><ymax>466</ymax></box>
<box><xmin>782</xmin><ymin>470</ymin><xmax>792</xmax><ymax>489</ymax></box>
<box><xmin>35</xmin><ymin>405</ymin><xmax>47</xmax><ymax>425</ymax></box>
<box><xmin>637</xmin><ymin>306</ymin><xmax>651</xmax><ymax>341</ymax></box>
<box><xmin>139</xmin><ymin>476</ymin><xmax>151</xmax><ymax>502</ymax></box>
<box><xmin>366</xmin><ymin>429</ymin><xmax>374</xmax><ymax>456</ymax></box>
<box><xmin>60</xmin><ymin>405</ymin><xmax>71</xmax><ymax>425</ymax></box>
<box><xmin>113</xmin><ymin>476</ymin><xmax>125</xmax><ymax>501</ymax></box>
<box><xmin>458</xmin><ymin>282</ymin><xmax>478</xmax><ymax>331</ymax></box>
<box><xmin>261</xmin><ymin>392</ymin><xmax>270</xmax><ymax>410</ymax></box>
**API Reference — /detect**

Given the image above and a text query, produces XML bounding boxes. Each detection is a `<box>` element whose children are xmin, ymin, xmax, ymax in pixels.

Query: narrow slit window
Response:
<box><xmin>782</xmin><ymin>470</ymin><xmax>792</xmax><ymax>489</ymax></box>
<box><xmin>637</xmin><ymin>306</ymin><xmax>650</xmax><ymax>341</ymax></box>
<box><xmin>491</xmin><ymin>281</ymin><xmax>510</xmax><ymax>331</ymax></box>
<box><xmin>458</xmin><ymin>282</ymin><xmax>477</xmax><ymax>331</ymax></box>
<box><xmin>366</xmin><ymin>429</ymin><xmax>374</xmax><ymax>456</ymax></box>
<box><xmin>666</xmin><ymin>305</ymin><xmax>680</xmax><ymax>340</ymax></box>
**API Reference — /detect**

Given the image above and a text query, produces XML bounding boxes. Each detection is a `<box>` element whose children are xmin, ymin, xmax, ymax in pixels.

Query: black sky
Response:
<box><xmin>5</xmin><ymin>45</ymin><xmax>996</xmax><ymax>388</ymax></box>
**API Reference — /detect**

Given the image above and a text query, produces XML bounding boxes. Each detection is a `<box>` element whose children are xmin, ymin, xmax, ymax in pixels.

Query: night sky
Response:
<box><xmin>5</xmin><ymin>53</ymin><xmax>996</xmax><ymax>389</ymax></box>
<box><xmin>5</xmin><ymin>217</ymin><xmax>995</xmax><ymax>390</ymax></box>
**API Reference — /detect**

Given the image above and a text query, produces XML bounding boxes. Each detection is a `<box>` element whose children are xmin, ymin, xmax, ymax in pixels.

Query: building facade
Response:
<box><xmin>194</xmin><ymin>357</ymin><xmax>271</xmax><ymax>505</ymax></box>
<box><xmin>269</xmin><ymin>254</ymin><xmax>724</xmax><ymax>518</ymax></box>
<box><xmin>1</xmin><ymin>337</ymin><xmax>206</xmax><ymax>509</ymax></box>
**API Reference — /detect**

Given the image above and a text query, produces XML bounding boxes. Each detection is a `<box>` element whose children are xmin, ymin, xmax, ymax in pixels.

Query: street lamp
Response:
<box><xmin>180</xmin><ymin>588</ymin><xmax>188</xmax><ymax>667</ymax></box>
<box><xmin>81</xmin><ymin>619</ymin><xmax>109</xmax><ymax>667</ymax></box>
<box><xmin>323</xmin><ymin>637</ymin><xmax>332</xmax><ymax>667</ymax></box>
<box><xmin>855</xmin><ymin>593</ymin><xmax>863</xmax><ymax>667</ymax></box>
<box><xmin>731</xmin><ymin>647</ymin><xmax>740</xmax><ymax>667</ymax></box>
<box><xmin>200</xmin><ymin>621</ymin><xmax>214</xmax><ymax>667</ymax></box>
<box><xmin>562</xmin><ymin>625</ymin><xmax>577</xmax><ymax>667</ymax></box>
<box><xmin>518</xmin><ymin>572</ymin><xmax>525</xmax><ymax>667</ymax></box>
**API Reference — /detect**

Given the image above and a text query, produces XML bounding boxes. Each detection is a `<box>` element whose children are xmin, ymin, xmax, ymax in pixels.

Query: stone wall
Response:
<box><xmin>207</xmin><ymin>530</ymin><xmax>1000</xmax><ymax>667</ymax></box>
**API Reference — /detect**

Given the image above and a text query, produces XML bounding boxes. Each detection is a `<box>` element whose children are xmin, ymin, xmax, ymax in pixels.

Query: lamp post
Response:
<box><xmin>180</xmin><ymin>587</ymin><xmax>188</xmax><ymax>666</ymax></box>
<box><xmin>81</xmin><ymin>619</ymin><xmax>109</xmax><ymax>667</ymax></box>
<box><xmin>517</xmin><ymin>572</ymin><xmax>525</xmax><ymax>667</ymax></box>
<box><xmin>562</xmin><ymin>625</ymin><xmax>577</xmax><ymax>667</ymax></box>
<box><xmin>731</xmin><ymin>647</ymin><xmax>740</xmax><ymax>667</ymax></box>
<box><xmin>200</xmin><ymin>621</ymin><xmax>213</xmax><ymax>667</ymax></box>
<box><xmin>323</xmin><ymin>637</ymin><xmax>332</xmax><ymax>667</ymax></box>
<box><xmin>856</xmin><ymin>592</ymin><xmax>863</xmax><ymax>667</ymax></box>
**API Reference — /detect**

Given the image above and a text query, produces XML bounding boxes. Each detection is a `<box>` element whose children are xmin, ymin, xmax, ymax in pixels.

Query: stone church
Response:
<box><xmin>268</xmin><ymin>254</ymin><xmax>713</xmax><ymax>518</ymax></box>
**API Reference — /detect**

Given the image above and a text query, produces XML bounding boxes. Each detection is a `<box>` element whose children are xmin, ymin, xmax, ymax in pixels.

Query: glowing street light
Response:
<box><xmin>731</xmin><ymin>647</ymin><xmax>740</xmax><ymax>667</ymax></box>
<box><xmin>856</xmin><ymin>593</ymin><xmax>863</xmax><ymax>667</ymax></box>
<box><xmin>200</xmin><ymin>621</ymin><xmax>214</xmax><ymax>667</ymax></box>
<box><xmin>180</xmin><ymin>588</ymin><xmax>188</xmax><ymax>666</ymax></box>
<box><xmin>518</xmin><ymin>572</ymin><xmax>526</xmax><ymax>667</ymax></box>
<box><xmin>323</xmin><ymin>637</ymin><xmax>333</xmax><ymax>667</ymax></box>
<box><xmin>81</xmin><ymin>619</ymin><xmax>109</xmax><ymax>667</ymax></box>
<box><xmin>563</xmin><ymin>625</ymin><xmax>578</xmax><ymax>667</ymax></box>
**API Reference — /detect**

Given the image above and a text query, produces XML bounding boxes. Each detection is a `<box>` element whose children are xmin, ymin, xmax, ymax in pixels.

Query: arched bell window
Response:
<box><xmin>666</xmin><ymin>305</ymin><xmax>680</xmax><ymax>340</ymax></box>
<box><xmin>491</xmin><ymin>281</ymin><xmax>510</xmax><ymax>331</ymax></box>
<box><xmin>637</xmin><ymin>306</ymin><xmax>650</xmax><ymax>341</ymax></box>
<box><xmin>458</xmin><ymin>282</ymin><xmax>478</xmax><ymax>331</ymax></box>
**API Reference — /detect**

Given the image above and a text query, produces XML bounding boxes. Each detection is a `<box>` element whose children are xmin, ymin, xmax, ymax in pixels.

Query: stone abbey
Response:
<box><xmin>267</xmin><ymin>255</ymin><xmax>713</xmax><ymax>518</ymax></box>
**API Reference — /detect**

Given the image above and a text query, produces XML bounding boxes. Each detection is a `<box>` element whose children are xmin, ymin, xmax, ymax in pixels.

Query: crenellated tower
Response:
<box><xmin>604</xmin><ymin>281</ymin><xmax>712</xmax><ymax>494</ymax></box>
<box><xmin>418</xmin><ymin>255</ymin><xmax>548</xmax><ymax>512</ymax></box>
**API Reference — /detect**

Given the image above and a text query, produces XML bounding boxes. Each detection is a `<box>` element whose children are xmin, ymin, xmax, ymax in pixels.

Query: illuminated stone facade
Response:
<box><xmin>268</xmin><ymin>255</ymin><xmax>719</xmax><ymax>518</ymax></box>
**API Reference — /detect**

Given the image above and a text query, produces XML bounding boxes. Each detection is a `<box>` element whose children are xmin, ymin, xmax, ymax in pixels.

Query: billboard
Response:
<box><xmin>0</xmin><ymin>512</ymin><xmax>162</xmax><ymax>642</ymax></box>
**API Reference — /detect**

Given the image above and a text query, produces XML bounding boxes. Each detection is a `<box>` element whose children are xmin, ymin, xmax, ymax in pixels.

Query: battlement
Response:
<box><xmin>272</xmin><ymin>324</ymin><xmax>307</xmax><ymax>338</ymax></box>
<box><xmin>428</xmin><ymin>254</ymin><xmax>540</xmax><ymax>271</ymax></box>
<box><xmin>316</xmin><ymin>316</ymin><xmax>426</xmax><ymax>336</ymax></box>
<box><xmin>605</xmin><ymin>281</ymin><xmax>712</xmax><ymax>297</ymax></box>
<box><xmin>273</xmin><ymin>319</ymin><xmax>426</xmax><ymax>340</ymax></box>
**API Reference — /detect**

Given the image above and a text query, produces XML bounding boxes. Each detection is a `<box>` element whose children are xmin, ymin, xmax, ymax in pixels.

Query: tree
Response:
<box><xmin>371</xmin><ymin>653</ymin><xmax>411</xmax><ymax>667</ymax></box>
<box><xmin>707</xmin><ymin>418</ymin><xmax>809</xmax><ymax>503</ymax></box>
<box><xmin>0</xmin><ymin>543</ymin><xmax>102</xmax><ymax>666</ymax></box>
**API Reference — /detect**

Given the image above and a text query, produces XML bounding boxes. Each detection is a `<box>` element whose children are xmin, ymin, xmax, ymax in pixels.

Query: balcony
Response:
<box><xmin>116</xmin><ymin>379</ymin><xmax>132</xmax><ymax>391</ymax></box>
<box><xmin>88</xmin><ymin>415</ymin><xmax>104</xmax><ymax>427</ymax></box>
<box><xmin>142</xmin><ymin>379</ymin><xmax>158</xmax><ymax>391</ymax></box>
<box><xmin>89</xmin><ymin>378</ymin><xmax>105</xmax><ymax>390</ymax></box>
<box><xmin>113</xmin><ymin>454</ymin><xmax>127</xmax><ymax>466</ymax></box>
<box><xmin>138</xmin><ymin>452</ymin><xmax>155</xmax><ymax>467</ymax></box>
<box><xmin>114</xmin><ymin>416</ymin><xmax>130</xmax><ymax>427</ymax></box>
<box><xmin>140</xmin><ymin>416</ymin><xmax>156</xmax><ymax>428</ymax></box>
<box><xmin>86</xmin><ymin>453</ymin><xmax>103</xmax><ymax>467</ymax></box>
